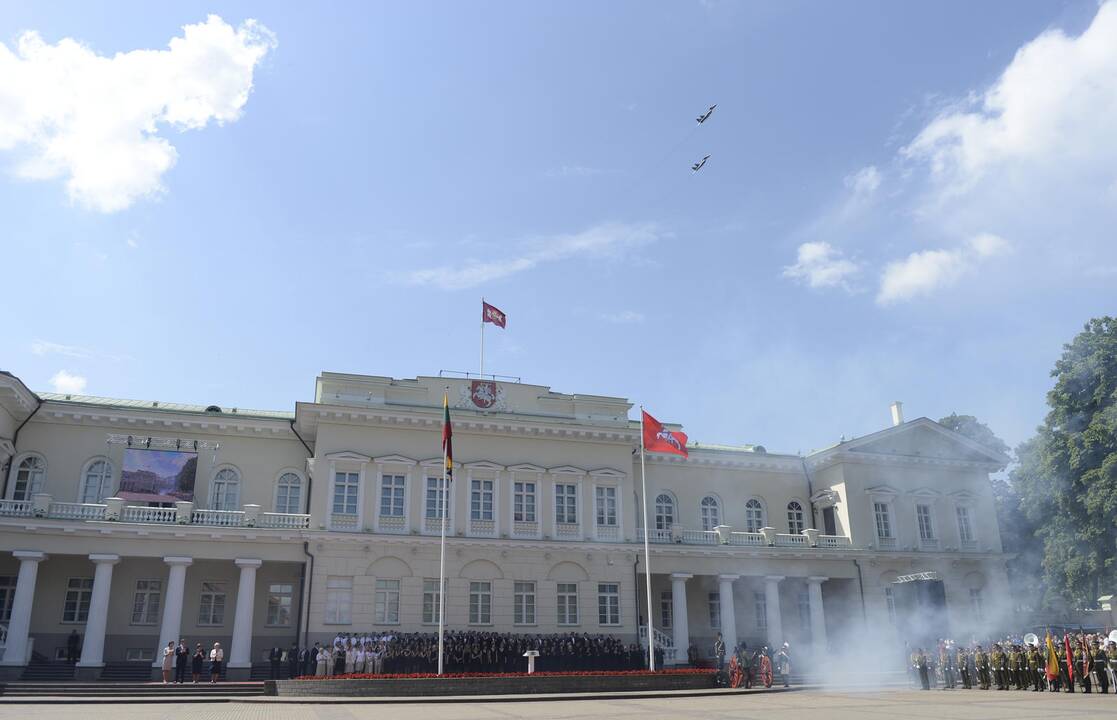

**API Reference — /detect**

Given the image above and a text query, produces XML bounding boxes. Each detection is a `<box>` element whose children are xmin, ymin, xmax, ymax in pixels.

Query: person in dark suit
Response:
<box><xmin>288</xmin><ymin>643</ymin><xmax>300</xmax><ymax>679</ymax></box>
<box><xmin>174</xmin><ymin>639</ymin><xmax>190</xmax><ymax>683</ymax></box>
<box><xmin>269</xmin><ymin>646</ymin><xmax>282</xmax><ymax>679</ymax></box>
<box><xmin>302</xmin><ymin>644</ymin><xmax>318</xmax><ymax>677</ymax></box>
<box><xmin>66</xmin><ymin>629</ymin><xmax>81</xmax><ymax>663</ymax></box>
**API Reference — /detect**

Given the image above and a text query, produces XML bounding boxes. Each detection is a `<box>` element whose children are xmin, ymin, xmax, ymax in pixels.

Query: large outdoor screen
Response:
<box><xmin>118</xmin><ymin>448</ymin><xmax>198</xmax><ymax>503</ymax></box>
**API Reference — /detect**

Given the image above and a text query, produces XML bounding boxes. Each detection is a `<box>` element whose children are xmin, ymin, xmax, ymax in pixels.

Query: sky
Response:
<box><xmin>1</xmin><ymin>0</ymin><xmax>1115</xmax><ymax>456</ymax></box>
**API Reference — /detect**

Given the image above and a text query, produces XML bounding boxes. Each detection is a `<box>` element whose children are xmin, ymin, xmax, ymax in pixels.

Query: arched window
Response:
<box><xmin>700</xmin><ymin>496</ymin><xmax>721</xmax><ymax>531</ymax></box>
<box><xmin>654</xmin><ymin>493</ymin><xmax>676</xmax><ymax>531</ymax></box>
<box><xmin>12</xmin><ymin>455</ymin><xmax>45</xmax><ymax>501</ymax></box>
<box><xmin>211</xmin><ymin>467</ymin><xmax>241</xmax><ymax>511</ymax></box>
<box><xmin>744</xmin><ymin>498</ymin><xmax>765</xmax><ymax>533</ymax></box>
<box><xmin>80</xmin><ymin>459</ymin><xmax>113</xmax><ymax>503</ymax></box>
<box><xmin>787</xmin><ymin>501</ymin><xmax>805</xmax><ymax>535</ymax></box>
<box><xmin>275</xmin><ymin>472</ymin><xmax>302</xmax><ymax>514</ymax></box>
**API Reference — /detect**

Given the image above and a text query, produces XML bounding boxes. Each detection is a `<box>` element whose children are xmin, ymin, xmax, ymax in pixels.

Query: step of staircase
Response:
<box><xmin>99</xmin><ymin>663</ymin><xmax>155</xmax><ymax>682</ymax></box>
<box><xmin>19</xmin><ymin>662</ymin><xmax>75</xmax><ymax>681</ymax></box>
<box><xmin>0</xmin><ymin>681</ymin><xmax>266</xmax><ymax>697</ymax></box>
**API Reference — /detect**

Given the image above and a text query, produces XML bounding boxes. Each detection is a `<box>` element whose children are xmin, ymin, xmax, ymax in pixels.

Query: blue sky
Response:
<box><xmin>2</xmin><ymin>0</ymin><xmax>1115</xmax><ymax>456</ymax></box>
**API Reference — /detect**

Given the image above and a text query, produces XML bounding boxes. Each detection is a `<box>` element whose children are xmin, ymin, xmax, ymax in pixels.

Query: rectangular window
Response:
<box><xmin>62</xmin><ymin>577</ymin><xmax>94</xmax><ymax>623</ymax></box>
<box><xmin>470</xmin><ymin>478</ymin><xmax>494</xmax><ymax>521</ymax></box>
<box><xmin>956</xmin><ymin>506</ymin><xmax>974</xmax><ymax>543</ymax></box>
<box><xmin>380</xmin><ymin>475</ymin><xmax>406</xmax><ymax>517</ymax></box>
<box><xmin>555</xmin><ymin>484</ymin><xmax>577</xmax><ymax>524</ymax></box>
<box><xmin>425</xmin><ymin>477</ymin><xmax>448</xmax><ymax>519</ymax></box>
<box><xmin>266</xmin><ymin>583</ymin><xmax>293</xmax><ymax>626</ymax></box>
<box><xmin>595</xmin><ymin>486</ymin><xmax>618</xmax><ymax>526</ymax></box>
<box><xmin>708</xmin><ymin>592</ymin><xmax>721</xmax><ymax>629</ymax></box>
<box><xmin>514</xmin><ymin>581</ymin><xmax>536</xmax><ymax>625</ymax></box>
<box><xmin>659</xmin><ymin>590</ymin><xmax>673</xmax><ymax>629</ymax></box>
<box><xmin>332</xmin><ymin>471</ymin><xmax>359</xmax><ymax>515</ymax></box>
<box><xmin>557</xmin><ymin>583</ymin><xmax>579</xmax><ymax>625</ymax></box>
<box><xmin>130</xmin><ymin>579</ymin><xmax>162</xmax><ymax>625</ymax></box>
<box><xmin>469</xmin><ymin>581</ymin><xmax>492</xmax><ymax>624</ymax></box>
<box><xmin>125</xmin><ymin>648</ymin><xmax>154</xmax><ymax>662</ymax></box>
<box><xmin>797</xmin><ymin>590</ymin><xmax>811</xmax><ymax>634</ymax></box>
<box><xmin>969</xmin><ymin>588</ymin><xmax>984</xmax><ymax>620</ymax></box>
<box><xmin>374</xmin><ymin>579</ymin><xmax>400</xmax><ymax>624</ymax></box>
<box><xmin>884</xmin><ymin>587</ymin><xmax>897</xmax><ymax>624</ymax></box>
<box><xmin>0</xmin><ymin>576</ymin><xmax>17</xmax><ymax>623</ymax></box>
<box><xmin>916</xmin><ymin>504</ymin><xmax>935</xmax><ymax>540</ymax></box>
<box><xmin>513</xmin><ymin>481</ymin><xmax>536</xmax><ymax>522</ymax></box>
<box><xmin>873</xmin><ymin>502</ymin><xmax>893</xmax><ymax>539</ymax></box>
<box><xmin>325</xmin><ymin>576</ymin><xmax>353</xmax><ymax>624</ymax></box>
<box><xmin>422</xmin><ymin>579</ymin><xmax>441</xmax><ymax>624</ymax></box>
<box><xmin>753</xmin><ymin>591</ymin><xmax>767</xmax><ymax>630</ymax></box>
<box><xmin>598</xmin><ymin>583</ymin><xmax>620</xmax><ymax>625</ymax></box>
<box><xmin>197</xmin><ymin>582</ymin><xmax>227</xmax><ymax>626</ymax></box>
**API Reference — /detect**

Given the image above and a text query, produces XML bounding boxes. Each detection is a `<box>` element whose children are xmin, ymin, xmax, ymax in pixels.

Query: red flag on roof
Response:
<box><xmin>482</xmin><ymin>301</ymin><xmax>506</xmax><ymax>328</ymax></box>
<box><xmin>642</xmin><ymin>410</ymin><xmax>688</xmax><ymax>458</ymax></box>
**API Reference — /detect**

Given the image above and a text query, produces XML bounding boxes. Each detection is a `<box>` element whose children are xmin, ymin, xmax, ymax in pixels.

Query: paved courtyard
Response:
<box><xmin>3</xmin><ymin>690</ymin><xmax>1117</xmax><ymax>719</ymax></box>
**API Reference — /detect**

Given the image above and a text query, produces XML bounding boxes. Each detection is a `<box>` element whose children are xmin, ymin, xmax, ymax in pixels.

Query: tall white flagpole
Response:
<box><xmin>437</xmin><ymin>392</ymin><xmax>450</xmax><ymax>676</ymax></box>
<box><xmin>479</xmin><ymin>297</ymin><xmax>485</xmax><ymax>378</ymax></box>
<box><xmin>639</xmin><ymin>406</ymin><xmax>656</xmax><ymax>671</ymax></box>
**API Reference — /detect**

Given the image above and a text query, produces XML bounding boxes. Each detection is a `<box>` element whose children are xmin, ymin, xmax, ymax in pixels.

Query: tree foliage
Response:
<box><xmin>1012</xmin><ymin>317</ymin><xmax>1117</xmax><ymax>607</ymax></box>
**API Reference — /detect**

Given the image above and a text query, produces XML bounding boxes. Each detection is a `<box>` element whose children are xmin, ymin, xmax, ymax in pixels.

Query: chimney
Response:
<box><xmin>890</xmin><ymin>401</ymin><xmax>904</xmax><ymax>427</ymax></box>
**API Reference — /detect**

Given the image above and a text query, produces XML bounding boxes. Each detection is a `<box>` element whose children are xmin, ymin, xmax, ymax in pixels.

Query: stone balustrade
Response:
<box><xmin>0</xmin><ymin>493</ymin><xmax>310</xmax><ymax>530</ymax></box>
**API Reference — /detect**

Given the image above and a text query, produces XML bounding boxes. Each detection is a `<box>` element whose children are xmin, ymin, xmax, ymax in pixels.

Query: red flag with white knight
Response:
<box><xmin>642</xmin><ymin>410</ymin><xmax>688</xmax><ymax>458</ymax></box>
<box><xmin>482</xmin><ymin>301</ymin><xmax>506</xmax><ymax>328</ymax></box>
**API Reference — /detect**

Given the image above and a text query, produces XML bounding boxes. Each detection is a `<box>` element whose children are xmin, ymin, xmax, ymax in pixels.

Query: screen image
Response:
<box><xmin>118</xmin><ymin>448</ymin><xmax>198</xmax><ymax>503</ymax></box>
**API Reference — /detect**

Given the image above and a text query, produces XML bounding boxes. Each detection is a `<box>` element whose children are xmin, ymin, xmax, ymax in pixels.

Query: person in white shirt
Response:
<box><xmin>344</xmin><ymin>640</ymin><xmax>355</xmax><ymax>674</ymax></box>
<box><xmin>315</xmin><ymin>647</ymin><xmax>328</xmax><ymax>677</ymax></box>
<box><xmin>354</xmin><ymin>645</ymin><xmax>366</xmax><ymax>674</ymax></box>
<box><xmin>209</xmin><ymin>642</ymin><xmax>224</xmax><ymax>683</ymax></box>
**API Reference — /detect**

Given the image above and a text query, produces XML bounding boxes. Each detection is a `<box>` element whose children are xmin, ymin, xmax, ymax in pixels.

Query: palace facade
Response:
<box><xmin>0</xmin><ymin>370</ymin><xmax>1010</xmax><ymax>679</ymax></box>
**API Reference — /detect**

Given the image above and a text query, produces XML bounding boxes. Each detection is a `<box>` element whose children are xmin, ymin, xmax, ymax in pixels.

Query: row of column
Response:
<box><xmin>0</xmin><ymin>551</ymin><xmax>263</xmax><ymax>670</ymax></box>
<box><xmin>667</xmin><ymin>573</ymin><xmax>828</xmax><ymax>660</ymax></box>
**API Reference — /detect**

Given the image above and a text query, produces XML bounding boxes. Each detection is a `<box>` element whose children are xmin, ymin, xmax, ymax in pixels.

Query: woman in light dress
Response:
<box><xmin>315</xmin><ymin>646</ymin><xmax>328</xmax><ymax>676</ymax></box>
<box><xmin>344</xmin><ymin>640</ymin><xmax>355</xmax><ymax>674</ymax></box>
<box><xmin>354</xmin><ymin>644</ymin><xmax>367</xmax><ymax>674</ymax></box>
<box><xmin>209</xmin><ymin>642</ymin><xmax>224</xmax><ymax>683</ymax></box>
<box><xmin>161</xmin><ymin>641</ymin><xmax>175</xmax><ymax>683</ymax></box>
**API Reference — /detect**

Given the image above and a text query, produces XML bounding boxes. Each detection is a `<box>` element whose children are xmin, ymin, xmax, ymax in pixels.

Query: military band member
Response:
<box><xmin>1076</xmin><ymin>645</ymin><xmax>1092</xmax><ymax>693</ymax></box>
<box><xmin>916</xmin><ymin>648</ymin><xmax>931</xmax><ymax>691</ymax></box>
<box><xmin>956</xmin><ymin>644</ymin><xmax>971</xmax><ymax>689</ymax></box>
<box><xmin>1094</xmin><ymin>643</ymin><xmax>1110</xmax><ymax>694</ymax></box>
<box><xmin>974</xmin><ymin>645</ymin><xmax>990</xmax><ymax>690</ymax></box>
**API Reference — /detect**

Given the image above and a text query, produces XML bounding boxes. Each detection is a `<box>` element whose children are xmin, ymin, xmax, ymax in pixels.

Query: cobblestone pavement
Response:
<box><xmin>3</xmin><ymin>690</ymin><xmax>1117</xmax><ymax>719</ymax></box>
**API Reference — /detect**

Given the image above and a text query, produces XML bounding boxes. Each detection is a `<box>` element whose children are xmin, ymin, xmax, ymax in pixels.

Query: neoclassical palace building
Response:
<box><xmin>0</xmin><ymin>370</ymin><xmax>1010</xmax><ymax>679</ymax></box>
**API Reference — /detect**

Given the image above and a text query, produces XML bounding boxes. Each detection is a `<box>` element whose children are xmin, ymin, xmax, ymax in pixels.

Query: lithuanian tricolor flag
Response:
<box><xmin>442</xmin><ymin>393</ymin><xmax>453</xmax><ymax>481</ymax></box>
<box><xmin>1045</xmin><ymin>631</ymin><xmax>1059</xmax><ymax>680</ymax></box>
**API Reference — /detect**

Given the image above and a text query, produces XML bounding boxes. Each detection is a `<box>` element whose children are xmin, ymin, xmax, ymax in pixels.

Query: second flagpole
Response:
<box><xmin>479</xmin><ymin>297</ymin><xmax>485</xmax><ymax>377</ymax></box>
<box><xmin>639</xmin><ymin>406</ymin><xmax>656</xmax><ymax>671</ymax></box>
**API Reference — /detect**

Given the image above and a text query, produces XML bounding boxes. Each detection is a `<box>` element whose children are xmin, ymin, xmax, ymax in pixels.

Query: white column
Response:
<box><xmin>807</xmin><ymin>576</ymin><xmax>828</xmax><ymax>654</ymax></box>
<box><xmin>229</xmin><ymin>558</ymin><xmax>262</xmax><ymax>668</ymax></box>
<box><xmin>670</xmin><ymin>573</ymin><xmax>691</xmax><ymax>665</ymax></box>
<box><xmin>1</xmin><ymin>551</ymin><xmax>46</xmax><ymax>666</ymax></box>
<box><xmin>718</xmin><ymin>574</ymin><xmax>739</xmax><ymax>652</ymax></box>
<box><xmin>153</xmin><ymin>557</ymin><xmax>193</xmax><ymax>668</ymax></box>
<box><xmin>764</xmin><ymin>575</ymin><xmax>784</xmax><ymax>649</ymax></box>
<box><xmin>77</xmin><ymin>554</ymin><xmax>120</xmax><ymax>668</ymax></box>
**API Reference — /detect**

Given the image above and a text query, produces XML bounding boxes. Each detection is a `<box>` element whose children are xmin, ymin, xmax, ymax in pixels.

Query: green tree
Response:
<box><xmin>1013</xmin><ymin>317</ymin><xmax>1117</xmax><ymax>607</ymax></box>
<box><xmin>937</xmin><ymin>413</ymin><xmax>1045</xmax><ymax>608</ymax></box>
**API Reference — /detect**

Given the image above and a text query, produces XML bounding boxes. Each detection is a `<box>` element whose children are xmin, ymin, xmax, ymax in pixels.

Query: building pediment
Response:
<box><xmin>325</xmin><ymin>451</ymin><xmax>372</xmax><ymax>463</ymax></box>
<box><xmin>823</xmin><ymin>418</ymin><xmax>1009</xmax><ymax>468</ymax></box>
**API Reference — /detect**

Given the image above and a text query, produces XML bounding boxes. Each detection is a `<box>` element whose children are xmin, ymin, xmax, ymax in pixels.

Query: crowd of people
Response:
<box><xmin>292</xmin><ymin>631</ymin><xmax>647</xmax><ymax>677</ymax></box>
<box><xmin>908</xmin><ymin>632</ymin><xmax>1117</xmax><ymax>693</ymax></box>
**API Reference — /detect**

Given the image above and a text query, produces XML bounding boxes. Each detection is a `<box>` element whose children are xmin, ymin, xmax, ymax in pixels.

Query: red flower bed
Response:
<box><xmin>294</xmin><ymin>668</ymin><xmax>714</xmax><ymax>680</ymax></box>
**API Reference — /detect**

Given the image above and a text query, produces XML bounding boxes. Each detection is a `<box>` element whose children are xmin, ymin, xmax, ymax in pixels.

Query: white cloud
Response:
<box><xmin>0</xmin><ymin>15</ymin><xmax>276</xmax><ymax>212</ymax></box>
<box><xmin>31</xmin><ymin>339</ymin><xmax>127</xmax><ymax>361</ymax></box>
<box><xmin>843</xmin><ymin>165</ymin><xmax>881</xmax><ymax>198</ymax></box>
<box><xmin>600</xmin><ymin>310</ymin><xmax>645</xmax><ymax>324</ymax></box>
<box><xmin>902</xmin><ymin>1</ymin><xmax>1117</xmax><ymax>200</ymax></box>
<box><xmin>407</xmin><ymin>222</ymin><xmax>661</xmax><ymax>290</ymax></box>
<box><xmin>49</xmin><ymin>370</ymin><xmax>87</xmax><ymax>394</ymax></box>
<box><xmin>782</xmin><ymin>241</ymin><xmax>860</xmax><ymax>290</ymax></box>
<box><xmin>876</xmin><ymin>233</ymin><xmax>1010</xmax><ymax>305</ymax></box>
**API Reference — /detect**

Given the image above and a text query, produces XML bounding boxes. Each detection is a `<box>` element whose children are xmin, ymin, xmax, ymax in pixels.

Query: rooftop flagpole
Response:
<box><xmin>479</xmin><ymin>297</ymin><xmax>485</xmax><ymax>378</ymax></box>
<box><xmin>639</xmin><ymin>406</ymin><xmax>656</xmax><ymax>671</ymax></box>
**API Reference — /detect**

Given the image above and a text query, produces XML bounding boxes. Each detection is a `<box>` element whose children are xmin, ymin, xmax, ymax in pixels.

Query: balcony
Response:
<box><xmin>377</xmin><ymin>514</ymin><xmax>408</xmax><ymax>534</ymax></box>
<box><xmin>1</xmin><ymin>493</ymin><xmax>311</xmax><ymax>529</ymax></box>
<box><xmin>635</xmin><ymin>525</ymin><xmax>853</xmax><ymax>550</ymax></box>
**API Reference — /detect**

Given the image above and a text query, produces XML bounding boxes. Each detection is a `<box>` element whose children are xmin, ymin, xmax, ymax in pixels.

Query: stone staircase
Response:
<box><xmin>0</xmin><ymin>680</ymin><xmax>266</xmax><ymax>697</ymax></box>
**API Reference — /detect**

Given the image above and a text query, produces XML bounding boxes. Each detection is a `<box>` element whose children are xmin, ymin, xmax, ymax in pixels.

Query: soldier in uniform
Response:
<box><xmin>941</xmin><ymin>643</ymin><xmax>955</xmax><ymax>689</ymax></box>
<box><xmin>957</xmin><ymin>644</ymin><xmax>971</xmax><ymax>689</ymax></box>
<box><xmin>974</xmin><ymin>644</ymin><xmax>990</xmax><ymax>690</ymax></box>
<box><xmin>1094</xmin><ymin>641</ymin><xmax>1110</xmax><ymax>694</ymax></box>
<box><xmin>916</xmin><ymin>648</ymin><xmax>931</xmax><ymax>690</ymax></box>
<box><xmin>1028</xmin><ymin>642</ymin><xmax>1043</xmax><ymax>691</ymax></box>
<box><xmin>990</xmin><ymin>644</ymin><xmax>1003</xmax><ymax>690</ymax></box>
<box><xmin>1077</xmin><ymin>644</ymin><xmax>1092</xmax><ymax>693</ymax></box>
